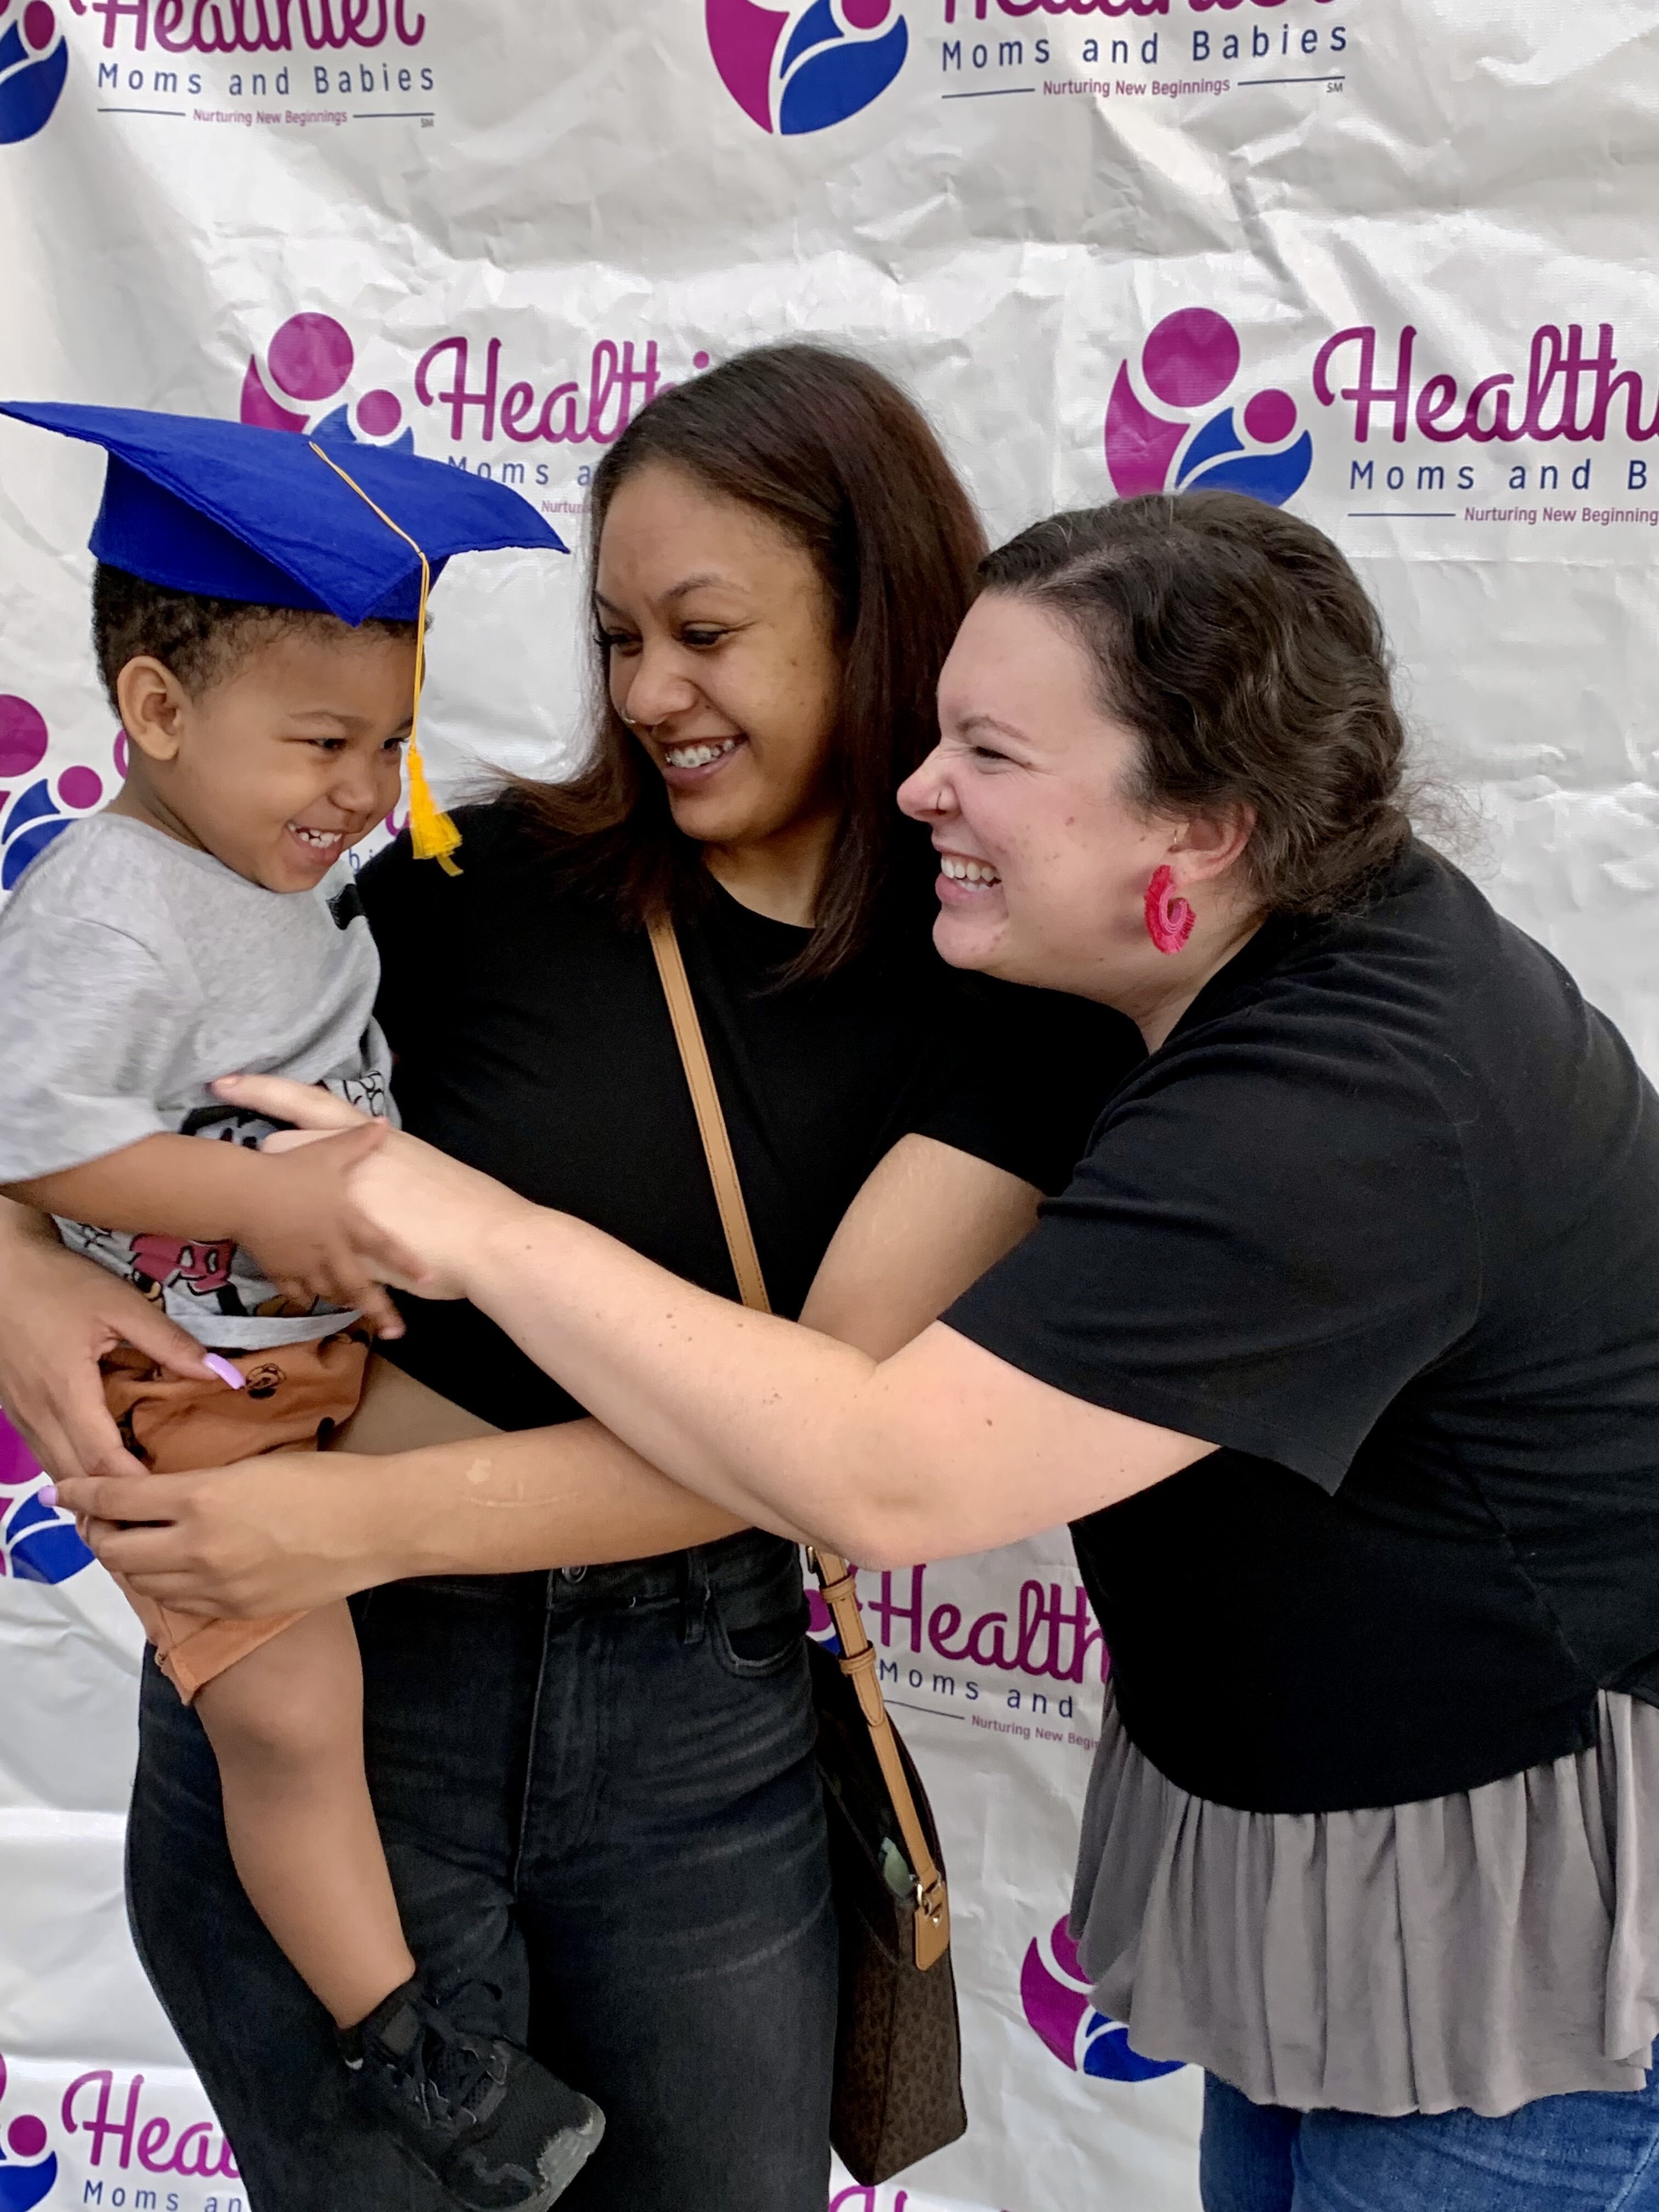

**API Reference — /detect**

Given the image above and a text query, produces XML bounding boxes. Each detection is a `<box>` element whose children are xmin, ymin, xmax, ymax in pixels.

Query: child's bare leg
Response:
<box><xmin>193</xmin><ymin>1601</ymin><xmax>415</xmax><ymax>2029</ymax></box>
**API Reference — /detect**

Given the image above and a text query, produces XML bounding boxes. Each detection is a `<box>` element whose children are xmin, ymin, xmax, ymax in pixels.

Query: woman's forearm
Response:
<box><xmin>59</xmin><ymin>1414</ymin><xmax>757</xmax><ymax>1618</ymax></box>
<box><xmin>344</xmin><ymin>1417</ymin><xmax>752</xmax><ymax>1581</ymax></box>
<box><xmin>460</xmin><ymin>1203</ymin><xmax>1208</xmax><ymax>1566</ymax></box>
<box><xmin>464</xmin><ymin>1206</ymin><xmax>915</xmax><ymax>1556</ymax></box>
<box><xmin>315</xmin><ymin>1136</ymin><xmax>1048</xmax><ymax>1578</ymax></box>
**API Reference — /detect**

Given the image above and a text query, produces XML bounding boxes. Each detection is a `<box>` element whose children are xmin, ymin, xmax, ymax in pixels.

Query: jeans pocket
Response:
<box><xmin>708</xmin><ymin>1548</ymin><xmax>811</xmax><ymax>1679</ymax></box>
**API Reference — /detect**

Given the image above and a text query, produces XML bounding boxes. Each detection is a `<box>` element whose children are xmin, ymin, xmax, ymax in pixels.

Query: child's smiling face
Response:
<box><xmin>112</xmin><ymin>619</ymin><xmax>415</xmax><ymax>892</ymax></box>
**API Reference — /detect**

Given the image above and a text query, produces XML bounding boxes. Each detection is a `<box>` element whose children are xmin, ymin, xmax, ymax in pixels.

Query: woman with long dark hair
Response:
<box><xmin>0</xmin><ymin>349</ymin><xmax>1134</xmax><ymax>2209</ymax></box>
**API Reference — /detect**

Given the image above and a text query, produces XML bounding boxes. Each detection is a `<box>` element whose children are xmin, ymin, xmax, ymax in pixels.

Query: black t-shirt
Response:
<box><xmin>947</xmin><ymin>843</ymin><xmax>1659</xmax><ymax>1815</ymax></box>
<box><xmin>358</xmin><ymin>799</ymin><xmax>1141</xmax><ymax>1434</ymax></box>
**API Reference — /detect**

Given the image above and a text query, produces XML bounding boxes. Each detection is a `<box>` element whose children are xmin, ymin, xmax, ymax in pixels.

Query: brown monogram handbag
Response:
<box><xmin>648</xmin><ymin>915</ymin><xmax>970</xmax><ymax>2186</ymax></box>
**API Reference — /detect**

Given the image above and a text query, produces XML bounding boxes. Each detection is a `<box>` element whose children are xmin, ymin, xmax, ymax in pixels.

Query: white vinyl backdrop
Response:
<box><xmin>1</xmin><ymin>3</ymin><xmax>1657</xmax><ymax>2207</ymax></box>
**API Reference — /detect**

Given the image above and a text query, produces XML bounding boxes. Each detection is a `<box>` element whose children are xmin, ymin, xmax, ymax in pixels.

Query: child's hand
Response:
<box><xmin>229</xmin><ymin>1122</ymin><xmax>426</xmax><ymax>1338</ymax></box>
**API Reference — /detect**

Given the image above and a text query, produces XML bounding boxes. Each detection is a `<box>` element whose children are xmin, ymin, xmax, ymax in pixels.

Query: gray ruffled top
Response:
<box><xmin>1070</xmin><ymin>1683</ymin><xmax>1659</xmax><ymax>2118</ymax></box>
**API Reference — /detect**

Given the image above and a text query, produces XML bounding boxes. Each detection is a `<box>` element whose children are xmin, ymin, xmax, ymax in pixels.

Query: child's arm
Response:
<box><xmin>3</xmin><ymin>1126</ymin><xmax>419</xmax><ymax>1335</ymax></box>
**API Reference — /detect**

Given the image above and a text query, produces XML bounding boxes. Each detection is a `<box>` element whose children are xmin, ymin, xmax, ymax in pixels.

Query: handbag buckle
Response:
<box><xmin>913</xmin><ymin>1875</ymin><xmax>951</xmax><ymax>1971</ymax></box>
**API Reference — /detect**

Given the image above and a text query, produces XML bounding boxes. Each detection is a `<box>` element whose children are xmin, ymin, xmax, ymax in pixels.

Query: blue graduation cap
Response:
<box><xmin>0</xmin><ymin>399</ymin><xmax>569</xmax><ymax>869</ymax></box>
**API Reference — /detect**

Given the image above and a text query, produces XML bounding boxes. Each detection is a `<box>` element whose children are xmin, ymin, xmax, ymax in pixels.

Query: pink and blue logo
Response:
<box><xmin>0</xmin><ymin>697</ymin><xmax>112</xmax><ymax>893</ymax></box>
<box><xmin>0</xmin><ymin>2053</ymin><xmax>58</xmax><ymax>2212</ymax></box>
<box><xmin>1020</xmin><ymin>1917</ymin><xmax>1182</xmax><ymax>2084</ymax></box>
<box><xmin>0</xmin><ymin>694</ymin><xmax>137</xmax><ymax>1585</ymax></box>
<box><xmin>0</xmin><ymin>1</ymin><xmax>65</xmax><ymax>146</ymax></box>
<box><xmin>1105</xmin><ymin>308</ymin><xmax>1313</xmax><ymax>509</ymax></box>
<box><xmin>1</xmin><ymin>1412</ymin><xmax>93</xmax><ymax>1584</ymax></box>
<box><xmin>707</xmin><ymin>0</ymin><xmax>906</xmax><ymax>134</ymax></box>
<box><xmin>241</xmin><ymin>312</ymin><xmax>414</xmax><ymax>454</ymax></box>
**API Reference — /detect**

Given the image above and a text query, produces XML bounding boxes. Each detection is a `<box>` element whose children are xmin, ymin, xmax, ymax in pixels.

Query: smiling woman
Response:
<box><xmin>591</xmin><ymin>465</ymin><xmax>843</xmax><ymax>922</ymax></box>
<box><xmin>515</xmin><ymin>343</ymin><xmax>983</xmax><ymax>969</ymax></box>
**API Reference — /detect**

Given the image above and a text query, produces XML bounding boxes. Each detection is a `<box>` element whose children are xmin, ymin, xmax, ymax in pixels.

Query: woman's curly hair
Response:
<box><xmin>978</xmin><ymin>493</ymin><xmax>1414</xmax><ymax>915</ymax></box>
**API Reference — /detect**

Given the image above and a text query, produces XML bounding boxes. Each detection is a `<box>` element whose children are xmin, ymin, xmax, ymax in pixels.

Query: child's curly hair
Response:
<box><xmin>92</xmin><ymin>563</ymin><xmax>415</xmax><ymax>710</ymax></box>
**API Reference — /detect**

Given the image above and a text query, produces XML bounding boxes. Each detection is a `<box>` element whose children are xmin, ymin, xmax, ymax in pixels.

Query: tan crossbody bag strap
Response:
<box><xmin>648</xmin><ymin>913</ymin><xmax>951</xmax><ymax>1970</ymax></box>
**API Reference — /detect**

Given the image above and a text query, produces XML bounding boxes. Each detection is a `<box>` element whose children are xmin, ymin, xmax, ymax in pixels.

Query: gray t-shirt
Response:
<box><xmin>0</xmin><ymin>814</ymin><xmax>393</xmax><ymax>1349</ymax></box>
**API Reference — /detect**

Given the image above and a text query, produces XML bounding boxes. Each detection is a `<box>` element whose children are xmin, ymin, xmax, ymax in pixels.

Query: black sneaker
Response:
<box><xmin>342</xmin><ymin>1980</ymin><xmax>604</xmax><ymax>2210</ymax></box>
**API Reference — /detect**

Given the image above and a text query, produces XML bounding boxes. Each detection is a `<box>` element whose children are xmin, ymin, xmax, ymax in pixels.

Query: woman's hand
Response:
<box><xmin>53</xmin><ymin>1450</ymin><xmax>397</xmax><ymax>1617</ymax></box>
<box><xmin>215</xmin><ymin>1074</ymin><xmax>533</xmax><ymax>1302</ymax></box>
<box><xmin>0</xmin><ymin>1198</ymin><xmax>216</xmax><ymax>1480</ymax></box>
<box><xmin>228</xmin><ymin>1121</ymin><xmax>425</xmax><ymax>1336</ymax></box>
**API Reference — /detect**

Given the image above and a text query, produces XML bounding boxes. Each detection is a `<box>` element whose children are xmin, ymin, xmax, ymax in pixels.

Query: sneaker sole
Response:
<box><xmin>445</xmin><ymin>2097</ymin><xmax>606</xmax><ymax>2212</ymax></box>
<box><xmin>380</xmin><ymin>2096</ymin><xmax>605</xmax><ymax>2212</ymax></box>
<box><xmin>523</xmin><ymin>2100</ymin><xmax>606</xmax><ymax>2211</ymax></box>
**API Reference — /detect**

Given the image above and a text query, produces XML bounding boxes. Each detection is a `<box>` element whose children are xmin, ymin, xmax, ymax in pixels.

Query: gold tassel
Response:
<box><xmin>405</xmin><ymin>728</ymin><xmax>462</xmax><ymax>873</ymax></box>
<box><xmin>308</xmin><ymin>441</ymin><xmax>462</xmax><ymax>873</ymax></box>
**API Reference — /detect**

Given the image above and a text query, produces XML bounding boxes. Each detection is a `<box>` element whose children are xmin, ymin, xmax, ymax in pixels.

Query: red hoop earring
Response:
<box><xmin>1144</xmin><ymin>865</ymin><xmax>1195</xmax><ymax>955</ymax></box>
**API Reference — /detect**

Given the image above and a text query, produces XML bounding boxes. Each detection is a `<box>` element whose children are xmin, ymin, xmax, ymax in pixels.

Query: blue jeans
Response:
<box><xmin>1201</xmin><ymin>2070</ymin><xmax>1659</xmax><ymax>2212</ymax></box>
<box><xmin>126</xmin><ymin>1532</ymin><xmax>837</xmax><ymax>2212</ymax></box>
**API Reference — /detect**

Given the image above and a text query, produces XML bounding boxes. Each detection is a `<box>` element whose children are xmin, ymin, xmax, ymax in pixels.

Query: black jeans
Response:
<box><xmin>126</xmin><ymin>1531</ymin><xmax>837</xmax><ymax>2211</ymax></box>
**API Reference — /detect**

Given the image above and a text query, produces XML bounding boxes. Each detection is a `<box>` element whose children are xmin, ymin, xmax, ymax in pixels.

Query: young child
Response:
<box><xmin>0</xmin><ymin>404</ymin><xmax>600</xmax><ymax>2212</ymax></box>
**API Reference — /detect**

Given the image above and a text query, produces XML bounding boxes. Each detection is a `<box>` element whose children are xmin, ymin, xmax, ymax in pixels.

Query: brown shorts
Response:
<box><xmin>100</xmin><ymin>1328</ymin><xmax>370</xmax><ymax>1703</ymax></box>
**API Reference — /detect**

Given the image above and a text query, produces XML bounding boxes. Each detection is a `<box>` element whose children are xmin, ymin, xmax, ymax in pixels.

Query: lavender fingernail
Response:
<box><xmin>204</xmin><ymin>1354</ymin><xmax>246</xmax><ymax>1391</ymax></box>
<box><xmin>38</xmin><ymin>1483</ymin><xmax>58</xmax><ymax>1509</ymax></box>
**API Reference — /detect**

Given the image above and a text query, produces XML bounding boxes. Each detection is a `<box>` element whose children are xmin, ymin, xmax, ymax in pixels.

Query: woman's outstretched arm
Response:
<box><xmin>455</xmin><ymin>1197</ymin><xmax>1211</xmax><ymax>1565</ymax></box>
<box><xmin>53</xmin><ymin>1132</ymin><xmax>1044</xmax><ymax>1612</ymax></box>
<box><xmin>66</xmin><ymin>1414</ymin><xmax>751</xmax><ymax>1618</ymax></box>
<box><xmin>92</xmin><ymin>1076</ymin><xmax>1215</xmax><ymax>1567</ymax></box>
